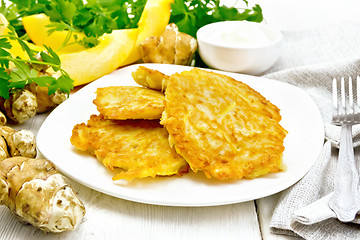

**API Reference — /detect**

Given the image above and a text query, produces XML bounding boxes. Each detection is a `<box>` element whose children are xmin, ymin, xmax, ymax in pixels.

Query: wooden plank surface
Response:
<box><xmin>0</xmin><ymin>176</ymin><xmax>262</xmax><ymax>239</ymax></box>
<box><xmin>257</xmin><ymin>195</ymin><xmax>303</xmax><ymax>240</ymax></box>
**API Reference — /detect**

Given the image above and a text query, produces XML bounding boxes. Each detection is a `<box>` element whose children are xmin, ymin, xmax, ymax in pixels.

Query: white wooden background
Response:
<box><xmin>1</xmin><ymin>0</ymin><xmax>359</xmax><ymax>239</ymax></box>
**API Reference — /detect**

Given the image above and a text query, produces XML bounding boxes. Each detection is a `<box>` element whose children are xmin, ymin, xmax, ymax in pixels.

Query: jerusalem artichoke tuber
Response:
<box><xmin>0</xmin><ymin>80</ymin><xmax>67</xmax><ymax>123</ymax></box>
<box><xmin>6</xmin><ymin>129</ymin><xmax>37</xmax><ymax>158</ymax></box>
<box><xmin>0</xmin><ymin>53</ymin><xmax>68</xmax><ymax>124</ymax></box>
<box><xmin>0</xmin><ymin>125</ymin><xmax>15</xmax><ymax>139</ymax></box>
<box><xmin>0</xmin><ymin>157</ymin><xmax>86</xmax><ymax>232</ymax></box>
<box><xmin>25</xmin><ymin>82</ymin><xmax>67</xmax><ymax>113</ymax></box>
<box><xmin>27</xmin><ymin>53</ymin><xmax>67</xmax><ymax>113</ymax></box>
<box><xmin>0</xmin><ymin>136</ymin><xmax>9</xmax><ymax>160</ymax></box>
<box><xmin>0</xmin><ymin>89</ymin><xmax>38</xmax><ymax>124</ymax></box>
<box><xmin>0</xmin><ymin>126</ymin><xmax>85</xmax><ymax>232</ymax></box>
<box><xmin>140</xmin><ymin>23</ymin><xmax>197</xmax><ymax>66</ymax></box>
<box><xmin>0</xmin><ymin>111</ymin><xmax>6</xmax><ymax>126</ymax></box>
<box><xmin>0</xmin><ymin>126</ymin><xmax>36</xmax><ymax>159</ymax></box>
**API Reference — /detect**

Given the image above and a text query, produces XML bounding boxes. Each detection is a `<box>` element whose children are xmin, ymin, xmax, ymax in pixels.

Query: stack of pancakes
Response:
<box><xmin>71</xmin><ymin>66</ymin><xmax>287</xmax><ymax>181</ymax></box>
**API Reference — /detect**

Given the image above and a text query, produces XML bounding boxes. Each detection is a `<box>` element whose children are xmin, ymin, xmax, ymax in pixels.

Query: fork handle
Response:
<box><xmin>329</xmin><ymin>124</ymin><xmax>360</xmax><ymax>222</ymax></box>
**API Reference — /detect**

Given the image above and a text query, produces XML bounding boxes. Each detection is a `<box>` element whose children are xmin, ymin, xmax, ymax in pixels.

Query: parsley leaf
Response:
<box><xmin>32</xmin><ymin>75</ymin><xmax>56</xmax><ymax>87</ymax></box>
<box><xmin>47</xmin><ymin>74</ymin><xmax>73</xmax><ymax>95</ymax></box>
<box><xmin>0</xmin><ymin>33</ymin><xmax>74</xmax><ymax>99</ymax></box>
<box><xmin>40</xmin><ymin>46</ymin><xmax>61</xmax><ymax>71</ymax></box>
<box><xmin>1</xmin><ymin>0</ymin><xmax>146</xmax><ymax>49</ymax></box>
<box><xmin>170</xmin><ymin>0</ymin><xmax>263</xmax><ymax>38</ymax></box>
<box><xmin>1</xmin><ymin>0</ymin><xmax>263</xmax><ymax>51</ymax></box>
<box><xmin>0</xmin><ymin>38</ymin><xmax>11</xmax><ymax>49</ymax></box>
<box><xmin>0</xmin><ymin>38</ymin><xmax>11</xmax><ymax>68</ymax></box>
<box><xmin>6</xmin><ymin>26</ymin><xmax>37</xmax><ymax>60</ymax></box>
<box><xmin>0</xmin><ymin>67</ymin><xmax>10</xmax><ymax>79</ymax></box>
<box><xmin>0</xmin><ymin>79</ymin><xmax>9</xmax><ymax>99</ymax></box>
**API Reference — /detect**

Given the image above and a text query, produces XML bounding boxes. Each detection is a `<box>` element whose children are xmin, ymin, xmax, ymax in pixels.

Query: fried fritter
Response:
<box><xmin>160</xmin><ymin>68</ymin><xmax>287</xmax><ymax>180</ymax></box>
<box><xmin>131</xmin><ymin>66</ymin><xmax>169</xmax><ymax>92</ymax></box>
<box><xmin>93</xmin><ymin>86</ymin><xmax>164</xmax><ymax>120</ymax></box>
<box><xmin>71</xmin><ymin>114</ymin><xmax>188</xmax><ymax>181</ymax></box>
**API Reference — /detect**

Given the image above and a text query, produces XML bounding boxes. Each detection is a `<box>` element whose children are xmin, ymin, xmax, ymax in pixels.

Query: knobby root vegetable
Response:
<box><xmin>0</xmin><ymin>126</ymin><xmax>36</xmax><ymax>159</ymax></box>
<box><xmin>0</xmin><ymin>55</ymin><xmax>68</xmax><ymax>123</ymax></box>
<box><xmin>0</xmin><ymin>127</ymin><xmax>85</xmax><ymax>232</ymax></box>
<box><xmin>0</xmin><ymin>157</ymin><xmax>86</xmax><ymax>232</ymax></box>
<box><xmin>0</xmin><ymin>81</ymin><xmax>67</xmax><ymax>123</ymax></box>
<box><xmin>0</xmin><ymin>125</ymin><xmax>16</xmax><ymax>139</ymax></box>
<box><xmin>28</xmin><ymin>53</ymin><xmax>67</xmax><ymax>113</ymax></box>
<box><xmin>25</xmin><ymin>82</ymin><xmax>67</xmax><ymax>113</ymax></box>
<box><xmin>0</xmin><ymin>112</ymin><xmax>6</xmax><ymax>126</ymax></box>
<box><xmin>0</xmin><ymin>89</ymin><xmax>37</xmax><ymax>124</ymax></box>
<box><xmin>140</xmin><ymin>23</ymin><xmax>197</xmax><ymax>65</ymax></box>
<box><xmin>7</xmin><ymin>129</ymin><xmax>37</xmax><ymax>158</ymax></box>
<box><xmin>0</xmin><ymin>136</ymin><xmax>9</xmax><ymax>160</ymax></box>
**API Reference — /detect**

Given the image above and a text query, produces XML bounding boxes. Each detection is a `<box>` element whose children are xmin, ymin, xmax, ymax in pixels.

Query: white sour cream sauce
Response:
<box><xmin>207</xmin><ymin>22</ymin><xmax>278</xmax><ymax>48</ymax></box>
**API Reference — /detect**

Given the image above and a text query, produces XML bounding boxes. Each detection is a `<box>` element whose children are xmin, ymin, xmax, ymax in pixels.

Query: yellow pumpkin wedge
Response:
<box><xmin>0</xmin><ymin>13</ymin><xmax>7</xmax><ymax>35</ymax></box>
<box><xmin>0</xmin><ymin>13</ymin><xmax>44</xmax><ymax>61</ymax></box>
<box><xmin>122</xmin><ymin>0</ymin><xmax>174</xmax><ymax>65</ymax></box>
<box><xmin>22</xmin><ymin>13</ymin><xmax>86</xmax><ymax>53</ymax></box>
<box><xmin>21</xmin><ymin>0</ymin><xmax>173</xmax><ymax>86</ymax></box>
<box><xmin>59</xmin><ymin>29</ymin><xmax>138</xmax><ymax>86</ymax></box>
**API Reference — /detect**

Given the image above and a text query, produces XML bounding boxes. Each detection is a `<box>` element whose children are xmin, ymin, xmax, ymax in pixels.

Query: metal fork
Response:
<box><xmin>328</xmin><ymin>76</ymin><xmax>360</xmax><ymax>222</ymax></box>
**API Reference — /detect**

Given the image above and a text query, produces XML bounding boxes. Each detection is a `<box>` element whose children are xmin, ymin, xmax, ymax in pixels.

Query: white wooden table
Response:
<box><xmin>1</xmin><ymin>0</ymin><xmax>359</xmax><ymax>239</ymax></box>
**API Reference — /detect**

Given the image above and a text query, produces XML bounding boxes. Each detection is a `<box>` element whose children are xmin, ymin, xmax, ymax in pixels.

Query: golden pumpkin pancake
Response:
<box><xmin>71</xmin><ymin>114</ymin><xmax>189</xmax><ymax>181</ymax></box>
<box><xmin>93</xmin><ymin>86</ymin><xmax>164</xmax><ymax>120</ymax></box>
<box><xmin>160</xmin><ymin>68</ymin><xmax>287</xmax><ymax>180</ymax></box>
<box><xmin>131</xmin><ymin>66</ymin><xmax>169</xmax><ymax>92</ymax></box>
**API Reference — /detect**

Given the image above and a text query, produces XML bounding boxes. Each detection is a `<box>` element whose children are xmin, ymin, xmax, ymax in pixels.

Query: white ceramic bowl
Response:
<box><xmin>196</xmin><ymin>21</ymin><xmax>283</xmax><ymax>75</ymax></box>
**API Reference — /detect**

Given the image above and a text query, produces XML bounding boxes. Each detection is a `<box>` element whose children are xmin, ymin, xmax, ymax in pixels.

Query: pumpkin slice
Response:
<box><xmin>122</xmin><ymin>0</ymin><xmax>174</xmax><ymax>65</ymax></box>
<box><xmin>0</xmin><ymin>13</ymin><xmax>44</xmax><ymax>61</ymax></box>
<box><xmin>59</xmin><ymin>29</ymin><xmax>138</xmax><ymax>86</ymax></box>
<box><xmin>22</xmin><ymin>13</ymin><xmax>86</xmax><ymax>53</ymax></box>
<box><xmin>0</xmin><ymin>13</ymin><xmax>8</xmax><ymax>35</ymax></box>
<box><xmin>22</xmin><ymin>0</ymin><xmax>173</xmax><ymax>85</ymax></box>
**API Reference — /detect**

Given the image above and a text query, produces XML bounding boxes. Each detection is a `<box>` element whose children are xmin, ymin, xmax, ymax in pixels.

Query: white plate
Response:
<box><xmin>37</xmin><ymin>63</ymin><xmax>324</xmax><ymax>207</ymax></box>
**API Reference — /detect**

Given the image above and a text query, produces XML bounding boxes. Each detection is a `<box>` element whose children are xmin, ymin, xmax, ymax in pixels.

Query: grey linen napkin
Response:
<box><xmin>260</xmin><ymin>22</ymin><xmax>360</xmax><ymax>239</ymax></box>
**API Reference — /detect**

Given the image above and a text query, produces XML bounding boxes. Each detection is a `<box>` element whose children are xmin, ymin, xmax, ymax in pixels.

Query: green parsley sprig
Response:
<box><xmin>0</xmin><ymin>0</ymin><xmax>263</xmax><ymax>49</ymax></box>
<box><xmin>0</xmin><ymin>0</ymin><xmax>147</xmax><ymax>48</ymax></box>
<box><xmin>170</xmin><ymin>0</ymin><xmax>263</xmax><ymax>38</ymax></box>
<box><xmin>0</xmin><ymin>27</ymin><xmax>73</xmax><ymax>99</ymax></box>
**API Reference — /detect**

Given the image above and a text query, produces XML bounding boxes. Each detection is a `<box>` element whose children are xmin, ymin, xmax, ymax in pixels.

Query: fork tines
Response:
<box><xmin>332</xmin><ymin>76</ymin><xmax>360</xmax><ymax>124</ymax></box>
